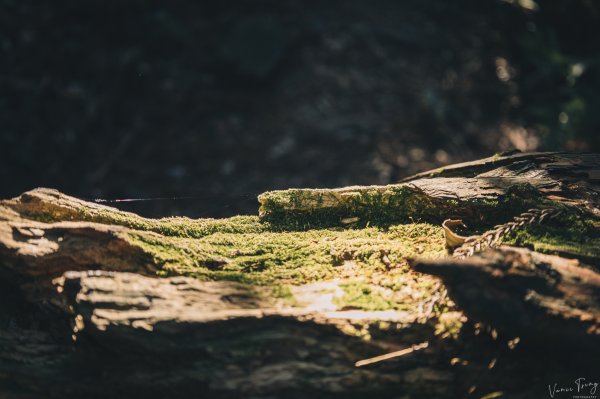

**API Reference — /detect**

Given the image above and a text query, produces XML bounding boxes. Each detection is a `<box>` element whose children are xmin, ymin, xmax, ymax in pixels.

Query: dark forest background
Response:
<box><xmin>2</xmin><ymin>0</ymin><xmax>599</xmax><ymax>217</ymax></box>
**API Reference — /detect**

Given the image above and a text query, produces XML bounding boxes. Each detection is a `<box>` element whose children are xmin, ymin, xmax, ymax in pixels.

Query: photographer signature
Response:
<box><xmin>549</xmin><ymin>378</ymin><xmax>599</xmax><ymax>398</ymax></box>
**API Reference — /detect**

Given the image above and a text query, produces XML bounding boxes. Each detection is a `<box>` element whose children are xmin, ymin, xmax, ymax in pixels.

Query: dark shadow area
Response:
<box><xmin>2</xmin><ymin>0</ymin><xmax>599</xmax><ymax>218</ymax></box>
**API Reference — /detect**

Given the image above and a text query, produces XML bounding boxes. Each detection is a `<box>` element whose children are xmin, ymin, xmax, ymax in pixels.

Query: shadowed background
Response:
<box><xmin>2</xmin><ymin>0</ymin><xmax>599</xmax><ymax>217</ymax></box>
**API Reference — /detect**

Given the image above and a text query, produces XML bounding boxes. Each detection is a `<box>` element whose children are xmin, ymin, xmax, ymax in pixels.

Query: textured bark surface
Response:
<box><xmin>258</xmin><ymin>151</ymin><xmax>600</xmax><ymax>225</ymax></box>
<box><xmin>411</xmin><ymin>247</ymin><xmax>600</xmax><ymax>352</ymax></box>
<box><xmin>1</xmin><ymin>152</ymin><xmax>599</xmax><ymax>398</ymax></box>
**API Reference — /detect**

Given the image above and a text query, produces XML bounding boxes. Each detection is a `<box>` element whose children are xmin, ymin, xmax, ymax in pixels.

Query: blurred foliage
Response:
<box><xmin>503</xmin><ymin>0</ymin><xmax>600</xmax><ymax>149</ymax></box>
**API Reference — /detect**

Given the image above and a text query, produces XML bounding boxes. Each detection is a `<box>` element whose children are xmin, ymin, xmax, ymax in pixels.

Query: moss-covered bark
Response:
<box><xmin>258</xmin><ymin>183</ymin><xmax>515</xmax><ymax>229</ymax></box>
<box><xmin>3</xmin><ymin>188</ymin><xmax>451</xmax><ymax>314</ymax></box>
<box><xmin>2</xmin><ymin>152</ymin><xmax>600</xmax><ymax>398</ymax></box>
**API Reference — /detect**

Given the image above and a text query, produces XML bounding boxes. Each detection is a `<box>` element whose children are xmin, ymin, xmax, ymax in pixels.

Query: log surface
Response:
<box><xmin>1</xmin><ymin>152</ymin><xmax>599</xmax><ymax>398</ymax></box>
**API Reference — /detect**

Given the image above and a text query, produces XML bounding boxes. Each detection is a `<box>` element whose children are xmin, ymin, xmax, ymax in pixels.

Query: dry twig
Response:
<box><xmin>452</xmin><ymin>207</ymin><xmax>563</xmax><ymax>258</ymax></box>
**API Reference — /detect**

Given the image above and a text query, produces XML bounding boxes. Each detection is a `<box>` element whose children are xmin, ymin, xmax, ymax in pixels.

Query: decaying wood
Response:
<box><xmin>56</xmin><ymin>271</ymin><xmax>453</xmax><ymax>396</ymax></box>
<box><xmin>1</xmin><ymin>271</ymin><xmax>451</xmax><ymax>398</ymax></box>
<box><xmin>0</xmin><ymin>190</ymin><xmax>455</xmax><ymax>398</ymax></box>
<box><xmin>410</xmin><ymin>246</ymin><xmax>600</xmax><ymax>353</ymax></box>
<box><xmin>1</xmin><ymin>151</ymin><xmax>599</xmax><ymax>398</ymax></box>
<box><xmin>259</xmin><ymin>152</ymin><xmax>600</xmax><ymax>222</ymax></box>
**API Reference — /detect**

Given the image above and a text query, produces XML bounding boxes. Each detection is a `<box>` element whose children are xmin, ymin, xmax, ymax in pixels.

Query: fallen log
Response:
<box><xmin>0</xmin><ymin>151</ymin><xmax>599</xmax><ymax>398</ymax></box>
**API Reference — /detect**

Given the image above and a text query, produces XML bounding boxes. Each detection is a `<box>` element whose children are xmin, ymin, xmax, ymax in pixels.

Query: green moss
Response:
<box><xmin>91</xmin><ymin>208</ymin><xmax>272</xmax><ymax>238</ymax></box>
<box><xmin>334</xmin><ymin>282</ymin><xmax>403</xmax><ymax>311</ymax></box>
<box><xmin>504</xmin><ymin>212</ymin><xmax>600</xmax><ymax>261</ymax></box>
<box><xmin>22</xmin><ymin>200</ymin><xmax>268</xmax><ymax>238</ymax></box>
<box><xmin>333</xmin><ymin>266</ymin><xmax>450</xmax><ymax>313</ymax></box>
<box><xmin>119</xmin><ymin>220</ymin><xmax>450</xmax><ymax>312</ymax></box>
<box><xmin>257</xmin><ymin>183</ymin><xmax>547</xmax><ymax>231</ymax></box>
<box><xmin>270</xmin><ymin>285</ymin><xmax>298</xmax><ymax>306</ymax></box>
<box><xmin>434</xmin><ymin>311</ymin><xmax>467</xmax><ymax>340</ymax></box>
<box><xmin>125</xmin><ymin>222</ymin><xmax>447</xmax><ymax>286</ymax></box>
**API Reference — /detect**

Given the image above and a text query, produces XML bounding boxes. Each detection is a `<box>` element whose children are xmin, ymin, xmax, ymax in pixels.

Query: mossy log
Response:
<box><xmin>1</xmin><ymin>151</ymin><xmax>599</xmax><ymax>398</ymax></box>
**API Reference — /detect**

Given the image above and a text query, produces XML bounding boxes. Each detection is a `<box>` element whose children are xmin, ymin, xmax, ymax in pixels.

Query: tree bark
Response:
<box><xmin>1</xmin><ymin>151</ymin><xmax>599</xmax><ymax>398</ymax></box>
<box><xmin>410</xmin><ymin>246</ymin><xmax>600</xmax><ymax>353</ymax></box>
